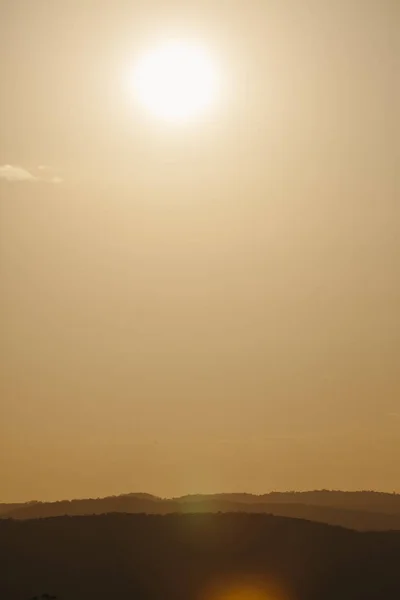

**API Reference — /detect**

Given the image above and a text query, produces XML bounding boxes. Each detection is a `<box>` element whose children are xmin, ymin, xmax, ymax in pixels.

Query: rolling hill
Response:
<box><xmin>1</xmin><ymin>513</ymin><xmax>399</xmax><ymax>600</ymax></box>
<box><xmin>2</xmin><ymin>491</ymin><xmax>400</xmax><ymax>531</ymax></box>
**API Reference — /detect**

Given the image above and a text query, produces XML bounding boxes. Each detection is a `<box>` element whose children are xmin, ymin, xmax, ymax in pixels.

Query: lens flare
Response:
<box><xmin>201</xmin><ymin>576</ymin><xmax>290</xmax><ymax>600</ymax></box>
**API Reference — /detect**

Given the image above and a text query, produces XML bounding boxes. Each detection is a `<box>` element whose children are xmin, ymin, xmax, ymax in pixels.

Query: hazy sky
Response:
<box><xmin>1</xmin><ymin>0</ymin><xmax>399</xmax><ymax>502</ymax></box>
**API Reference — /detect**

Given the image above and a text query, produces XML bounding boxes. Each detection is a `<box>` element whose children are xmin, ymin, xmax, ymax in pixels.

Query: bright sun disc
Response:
<box><xmin>132</xmin><ymin>39</ymin><xmax>219</xmax><ymax>122</ymax></box>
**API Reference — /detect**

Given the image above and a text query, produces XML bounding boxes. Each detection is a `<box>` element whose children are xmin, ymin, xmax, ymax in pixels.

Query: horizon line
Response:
<box><xmin>3</xmin><ymin>488</ymin><xmax>400</xmax><ymax>505</ymax></box>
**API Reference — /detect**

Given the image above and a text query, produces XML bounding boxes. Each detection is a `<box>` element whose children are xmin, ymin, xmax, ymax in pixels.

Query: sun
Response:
<box><xmin>132</xmin><ymin>39</ymin><xmax>219</xmax><ymax>123</ymax></box>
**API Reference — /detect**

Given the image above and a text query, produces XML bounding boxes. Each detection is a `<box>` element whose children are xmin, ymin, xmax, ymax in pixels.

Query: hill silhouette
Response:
<box><xmin>175</xmin><ymin>491</ymin><xmax>400</xmax><ymax>513</ymax></box>
<box><xmin>1</xmin><ymin>513</ymin><xmax>399</xmax><ymax>600</ymax></box>
<box><xmin>0</xmin><ymin>502</ymin><xmax>25</xmax><ymax>516</ymax></box>
<box><xmin>2</xmin><ymin>491</ymin><xmax>400</xmax><ymax>531</ymax></box>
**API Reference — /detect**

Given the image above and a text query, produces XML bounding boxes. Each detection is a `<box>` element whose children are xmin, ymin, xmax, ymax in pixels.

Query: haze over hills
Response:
<box><xmin>0</xmin><ymin>503</ymin><xmax>25</xmax><ymax>516</ymax></box>
<box><xmin>1</xmin><ymin>513</ymin><xmax>400</xmax><ymax>600</ymax></box>
<box><xmin>175</xmin><ymin>491</ymin><xmax>400</xmax><ymax>513</ymax></box>
<box><xmin>2</xmin><ymin>491</ymin><xmax>400</xmax><ymax>531</ymax></box>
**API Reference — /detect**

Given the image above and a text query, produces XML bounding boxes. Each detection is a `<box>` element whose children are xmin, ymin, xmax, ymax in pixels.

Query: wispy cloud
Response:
<box><xmin>0</xmin><ymin>164</ymin><xmax>63</xmax><ymax>183</ymax></box>
<box><xmin>0</xmin><ymin>165</ymin><xmax>37</xmax><ymax>182</ymax></box>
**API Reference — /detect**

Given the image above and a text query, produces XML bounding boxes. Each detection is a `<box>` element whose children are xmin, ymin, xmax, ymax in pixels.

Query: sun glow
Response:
<box><xmin>132</xmin><ymin>39</ymin><xmax>219</xmax><ymax>123</ymax></box>
<box><xmin>202</xmin><ymin>578</ymin><xmax>289</xmax><ymax>600</ymax></box>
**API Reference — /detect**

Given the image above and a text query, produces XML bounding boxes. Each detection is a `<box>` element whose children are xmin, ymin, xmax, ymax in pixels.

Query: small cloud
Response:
<box><xmin>0</xmin><ymin>165</ymin><xmax>37</xmax><ymax>182</ymax></box>
<box><xmin>0</xmin><ymin>164</ymin><xmax>63</xmax><ymax>184</ymax></box>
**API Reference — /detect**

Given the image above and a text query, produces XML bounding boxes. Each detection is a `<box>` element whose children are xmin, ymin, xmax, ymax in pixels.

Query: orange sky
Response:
<box><xmin>0</xmin><ymin>0</ymin><xmax>399</xmax><ymax>502</ymax></box>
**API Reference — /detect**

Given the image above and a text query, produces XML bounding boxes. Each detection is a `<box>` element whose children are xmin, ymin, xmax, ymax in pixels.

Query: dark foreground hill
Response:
<box><xmin>1</xmin><ymin>513</ymin><xmax>399</xmax><ymax>600</ymax></box>
<box><xmin>2</xmin><ymin>491</ymin><xmax>400</xmax><ymax>531</ymax></box>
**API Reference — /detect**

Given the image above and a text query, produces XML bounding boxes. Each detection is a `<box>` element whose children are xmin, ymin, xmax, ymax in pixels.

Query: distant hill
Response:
<box><xmin>1</xmin><ymin>513</ymin><xmax>399</xmax><ymax>600</ymax></box>
<box><xmin>121</xmin><ymin>492</ymin><xmax>163</xmax><ymax>501</ymax></box>
<box><xmin>176</xmin><ymin>491</ymin><xmax>400</xmax><ymax>514</ymax></box>
<box><xmin>0</xmin><ymin>503</ymin><xmax>26</xmax><ymax>516</ymax></box>
<box><xmin>2</xmin><ymin>491</ymin><xmax>400</xmax><ymax>531</ymax></box>
<box><xmin>261</xmin><ymin>490</ymin><xmax>400</xmax><ymax>514</ymax></box>
<box><xmin>0</xmin><ymin>495</ymin><xmax>177</xmax><ymax>520</ymax></box>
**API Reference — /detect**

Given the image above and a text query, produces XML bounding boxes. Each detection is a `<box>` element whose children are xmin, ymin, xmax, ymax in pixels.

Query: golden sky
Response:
<box><xmin>0</xmin><ymin>0</ymin><xmax>399</xmax><ymax>502</ymax></box>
